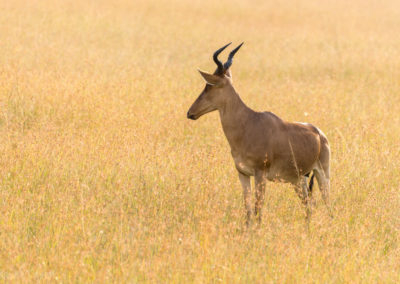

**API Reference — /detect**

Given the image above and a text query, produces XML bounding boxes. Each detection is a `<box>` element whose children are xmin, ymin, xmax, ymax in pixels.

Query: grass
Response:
<box><xmin>0</xmin><ymin>0</ymin><xmax>399</xmax><ymax>282</ymax></box>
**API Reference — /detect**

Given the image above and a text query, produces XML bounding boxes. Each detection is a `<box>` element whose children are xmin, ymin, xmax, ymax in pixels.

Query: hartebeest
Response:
<box><xmin>187</xmin><ymin>43</ymin><xmax>332</xmax><ymax>226</ymax></box>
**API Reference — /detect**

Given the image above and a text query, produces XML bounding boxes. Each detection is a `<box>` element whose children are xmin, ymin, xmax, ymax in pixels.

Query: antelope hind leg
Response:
<box><xmin>294</xmin><ymin>176</ymin><xmax>313</xmax><ymax>222</ymax></box>
<box><xmin>314</xmin><ymin>168</ymin><xmax>333</xmax><ymax>218</ymax></box>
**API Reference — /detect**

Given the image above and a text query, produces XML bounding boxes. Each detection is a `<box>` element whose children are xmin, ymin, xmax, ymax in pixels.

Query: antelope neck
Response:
<box><xmin>218</xmin><ymin>86</ymin><xmax>254</xmax><ymax>128</ymax></box>
<box><xmin>218</xmin><ymin>86</ymin><xmax>257</xmax><ymax>152</ymax></box>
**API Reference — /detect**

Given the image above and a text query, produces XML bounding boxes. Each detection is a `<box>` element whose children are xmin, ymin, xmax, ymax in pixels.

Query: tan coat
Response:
<box><xmin>187</xmin><ymin>44</ymin><xmax>332</xmax><ymax>226</ymax></box>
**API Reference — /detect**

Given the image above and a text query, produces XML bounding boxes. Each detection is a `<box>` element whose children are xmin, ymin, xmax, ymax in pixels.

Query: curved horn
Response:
<box><xmin>213</xmin><ymin>43</ymin><xmax>231</xmax><ymax>74</ymax></box>
<box><xmin>223</xmin><ymin>42</ymin><xmax>244</xmax><ymax>70</ymax></box>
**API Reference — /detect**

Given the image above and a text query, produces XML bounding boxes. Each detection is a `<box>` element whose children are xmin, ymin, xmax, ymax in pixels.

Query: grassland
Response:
<box><xmin>0</xmin><ymin>0</ymin><xmax>399</xmax><ymax>282</ymax></box>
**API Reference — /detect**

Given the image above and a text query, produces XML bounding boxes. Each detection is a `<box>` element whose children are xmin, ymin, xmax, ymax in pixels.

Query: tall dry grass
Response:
<box><xmin>0</xmin><ymin>0</ymin><xmax>399</xmax><ymax>282</ymax></box>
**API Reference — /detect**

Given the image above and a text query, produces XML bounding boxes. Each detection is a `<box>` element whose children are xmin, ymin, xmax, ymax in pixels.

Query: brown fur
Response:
<box><xmin>187</xmin><ymin>54</ymin><xmax>332</xmax><ymax>226</ymax></box>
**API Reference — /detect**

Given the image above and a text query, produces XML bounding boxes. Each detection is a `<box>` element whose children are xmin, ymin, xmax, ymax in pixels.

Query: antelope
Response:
<box><xmin>187</xmin><ymin>43</ymin><xmax>332</xmax><ymax>227</ymax></box>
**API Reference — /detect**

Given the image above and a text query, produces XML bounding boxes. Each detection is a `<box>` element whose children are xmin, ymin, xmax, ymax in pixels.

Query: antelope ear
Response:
<box><xmin>198</xmin><ymin>70</ymin><xmax>222</xmax><ymax>86</ymax></box>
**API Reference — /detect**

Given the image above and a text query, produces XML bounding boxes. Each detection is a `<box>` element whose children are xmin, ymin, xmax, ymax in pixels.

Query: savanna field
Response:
<box><xmin>0</xmin><ymin>0</ymin><xmax>399</xmax><ymax>282</ymax></box>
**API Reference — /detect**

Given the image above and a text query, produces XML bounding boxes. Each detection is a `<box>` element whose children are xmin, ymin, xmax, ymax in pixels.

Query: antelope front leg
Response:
<box><xmin>238</xmin><ymin>172</ymin><xmax>252</xmax><ymax>227</ymax></box>
<box><xmin>254</xmin><ymin>170</ymin><xmax>266</xmax><ymax>224</ymax></box>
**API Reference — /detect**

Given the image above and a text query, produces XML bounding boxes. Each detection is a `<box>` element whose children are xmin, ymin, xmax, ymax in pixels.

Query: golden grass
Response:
<box><xmin>0</xmin><ymin>0</ymin><xmax>399</xmax><ymax>282</ymax></box>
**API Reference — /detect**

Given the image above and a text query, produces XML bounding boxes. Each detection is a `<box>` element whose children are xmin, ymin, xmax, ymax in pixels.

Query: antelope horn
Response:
<box><xmin>213</xmin><ymin>43</ymin><xmax>231</xmax><ymax>74</ymax></box>
<box><xmin>223</xmin><ymin>42</ymin><xmax>244</xmax><ymax>70</ymax></box>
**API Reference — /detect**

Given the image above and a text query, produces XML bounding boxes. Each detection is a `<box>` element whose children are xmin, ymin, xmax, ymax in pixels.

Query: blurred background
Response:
<box><xmin>0</xmin><ymin>0</ymin><xmax>399</xmax><ymax>282</ymax></box>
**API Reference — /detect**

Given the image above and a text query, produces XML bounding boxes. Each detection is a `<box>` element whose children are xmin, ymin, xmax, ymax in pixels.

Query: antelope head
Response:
<box><xmin>187</xmin><ymin>42</ymin><xmax>243</xmax><ymax>120</ymax></box>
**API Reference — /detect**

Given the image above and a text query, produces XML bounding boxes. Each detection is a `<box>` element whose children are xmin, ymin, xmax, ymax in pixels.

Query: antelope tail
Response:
<box><xmin>308</xmin><ymin>173</ymin><xmax>315</xmax><ymax>192</ymax></box>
